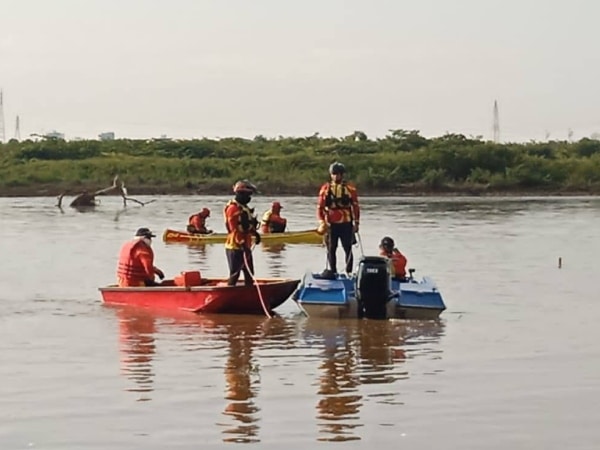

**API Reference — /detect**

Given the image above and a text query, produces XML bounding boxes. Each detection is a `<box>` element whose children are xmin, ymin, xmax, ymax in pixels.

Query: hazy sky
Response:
<box><xmin>1</xmin><ymin>0</ymin><xmax>599</xmax><ymax>142</ymax></box>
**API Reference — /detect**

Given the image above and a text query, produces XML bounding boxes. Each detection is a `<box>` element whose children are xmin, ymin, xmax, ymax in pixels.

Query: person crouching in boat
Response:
<box><xmin>379</xmin><ymin>236</ymin><xmax>408</xmax><ymax>280</ymax></box>
<box><xmin>260</xmin><ymin>201</ymin><xmax>287</xmax><ymax>233</ymax></box>
<box><xmin>117</xmin><ymin>227</ymin><xmax>165</xmax><ymax>287</ymax></box>
<box><xmin>224</xmin><ymin>180</ymin><xmax>261</xmax><ymax>286</ymax></box>
<box><xmin>187</xmin><ymin>207</ymin><xmax>213</xmax><ymax>234</ymax></box>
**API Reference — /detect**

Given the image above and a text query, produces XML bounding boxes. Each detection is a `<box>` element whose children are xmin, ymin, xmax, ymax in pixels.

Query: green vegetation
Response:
<box><xmin>2</xmin><ymin>130</ymin><xmax>600</xmax><ymax>196</ymax></box>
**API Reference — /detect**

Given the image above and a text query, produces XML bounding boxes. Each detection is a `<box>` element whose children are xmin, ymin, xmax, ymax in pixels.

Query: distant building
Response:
<box><xmin>45</xmin><ymin>130</ymin><xmax>65</xmax><ymax>139</ymax></box>
<box><xmin>99</xmin><ymin>131</ymin><xmax>115</xmax><ymax>141</ymax></box>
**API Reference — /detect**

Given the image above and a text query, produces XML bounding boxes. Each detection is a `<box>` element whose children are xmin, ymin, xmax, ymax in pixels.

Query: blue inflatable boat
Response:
<box><xmin>293</xmin><ymin>256</ymin><xmax>446</xmax><ymax>320</ymax></box>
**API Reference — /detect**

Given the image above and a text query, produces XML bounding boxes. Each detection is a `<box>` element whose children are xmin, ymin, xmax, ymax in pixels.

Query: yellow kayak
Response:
<box><xmin>162</xmin><ymin>228</ymin><xmax>324</xmax><ymax>245</ymax></box>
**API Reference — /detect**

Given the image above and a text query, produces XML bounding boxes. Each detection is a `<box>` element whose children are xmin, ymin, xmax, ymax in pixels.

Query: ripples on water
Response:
<box><xmin>112</xmin><ymin>307</ymin><xmax>445</xmax><ymax>444</ymax></box>
<box><xmin>1</xmin><ymin>196</ymin><xmax>600</xmax><ymax>448</ymax></box>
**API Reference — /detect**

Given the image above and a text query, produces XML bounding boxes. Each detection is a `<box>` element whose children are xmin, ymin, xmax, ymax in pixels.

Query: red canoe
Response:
<box><xmin>99</xmin><ymin>276</ymin><xmax>300</xmax><ymax>315</ymax></box>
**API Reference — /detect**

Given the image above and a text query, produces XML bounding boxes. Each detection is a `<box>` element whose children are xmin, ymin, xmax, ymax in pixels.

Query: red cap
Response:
<box><xmin>272</xmin><ymin>201</ymin><xmax>282</xmax><ymax>210</ymax></box>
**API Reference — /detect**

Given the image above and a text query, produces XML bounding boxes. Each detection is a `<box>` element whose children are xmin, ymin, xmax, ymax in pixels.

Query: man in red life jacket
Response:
<box><xmin>224</xmin><ymin>180</ymin><xmax>261</xmax><ymax>286</ymax></box>
<box><xmin>317</xmin><ymin>162</ymin><xmax>360</xmax><ymax>275</ymax></box>
<box><xmin>116</xmin><ymin>228</ymin><xmax>165</xmax><ymax>287</ymax></box>
<box><xmin>260</xmin><ymin>201</ymin><xmax>287</xmax><ymax>233</ymax></box>
<box><xmin>379</xmin><ymin>236</ymin><xmax>408</xmax><ymax>280</ymax></box>
<box><xmin>187</xmin><ymin>207</ymin><xmax>213</xmax><ymax>234</ymax></box>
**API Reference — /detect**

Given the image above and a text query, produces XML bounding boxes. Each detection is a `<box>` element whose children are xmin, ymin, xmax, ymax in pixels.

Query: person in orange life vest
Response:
<box><xmin>224</xmin><ymin>180</ymin><xmax>261</xmax><ymax>286</ymax></box>
<box><xmin>187</xmin><ymin>207</ymin><xmax>213</xmax><ymax>234</ymax></box>
<box><xmin>260</xmin><ymin>201</ymin><xmax>287</xmax><ymax>233</ymax></box>
<box><xmin>116</xmin><ymin>227</ymin><xmax>165</xmax><ymax>287</ymax></box>
<box><xmin>379</xmin><ymin>236</ymin><xmax>408</xmax><ymax>280</ymax></box>
<box><xmin>317</xmin><ymin>161</ymin><xmax>360</xmax><ymax>275</ymax></box>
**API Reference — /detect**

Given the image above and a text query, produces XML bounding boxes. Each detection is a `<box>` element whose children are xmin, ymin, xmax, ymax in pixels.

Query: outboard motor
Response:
<box><xmin>355</xmin><ymin>256</ymin><xmax>393</xmax><ymax>319</ymax></box>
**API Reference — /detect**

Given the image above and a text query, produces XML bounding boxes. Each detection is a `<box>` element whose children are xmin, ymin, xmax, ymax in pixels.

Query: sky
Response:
<box><xmin>1</xmin><ymin>0</ymin><xmax>599</xmax><ymax>143</ymax></box>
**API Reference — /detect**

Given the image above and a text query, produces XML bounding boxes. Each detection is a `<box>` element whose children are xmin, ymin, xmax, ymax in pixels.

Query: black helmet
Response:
<box><xmin>232</xmin><ymin>180</ymin><xmax>257</xmax><ymax>194</ymax></box>
<box><xmin>329</xmin><ymin>161</ymin><xmax>345</xmax><ymax>175</ymax></box>
<box><xmin>135</xmin><ymin>227</ymin><xmax>156</xmax><ymax>239</ymax></box>
<box><xmin>380</xmin><ymin>236</ymin><xmax>394</xmax><ymax>250</ymax></box>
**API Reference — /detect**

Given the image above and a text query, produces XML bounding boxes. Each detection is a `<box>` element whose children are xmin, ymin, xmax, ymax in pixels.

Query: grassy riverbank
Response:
<box><xmin>2</xmin><ymin>131</ymin><xmax>600</xmax><ymax>197</ymax></box>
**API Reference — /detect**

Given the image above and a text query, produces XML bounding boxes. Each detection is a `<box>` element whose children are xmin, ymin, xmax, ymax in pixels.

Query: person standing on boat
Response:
<box><xmin>224</xmin><ymin>180</ymin><xmax>261</xmax><ymax>286</ymax></box>
<box><xmin>317</xmin><ymin>162</ymin><xmax>360</xmax><ymax>275</ymax></box>
<box><xmin>187</xmin><ymin>207</ymin><xmax>213</xmax><ymax>234</ymax></box>
<box><xmin>379</xmin><ymin>236</ymin><xmax>408</xmax><ymax>280</ymax></box>
<box><xmin>116</xmin><ymin>227</ymin><xmax>165</xmax><ymax>287</ymax></box>
<box><xmin>260</xmin><ymin>201</ymin><xmax>287</xmax><ymax>233</ymax></box>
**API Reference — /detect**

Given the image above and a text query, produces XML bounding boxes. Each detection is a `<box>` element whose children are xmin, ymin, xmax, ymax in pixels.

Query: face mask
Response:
<box><xmin>235</xmin><ymin>192</ymin><xmax>252</xmax><ymax>205</ymax></box>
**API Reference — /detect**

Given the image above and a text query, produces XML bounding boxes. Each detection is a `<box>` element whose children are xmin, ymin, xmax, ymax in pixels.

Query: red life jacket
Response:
<box><xmin>187</xmin><ymin>214</ymin><xmax>207</xmax><ymax>233</ymax></box>
<box><xmin>381</xmin><ymin>248</ymin><xmax>407</xmax><ymax>279</ymax></box>
<box><xmin>117</xmin><ymin>239</ymin><xmax>154</xmax><ymax>285</ymax></box>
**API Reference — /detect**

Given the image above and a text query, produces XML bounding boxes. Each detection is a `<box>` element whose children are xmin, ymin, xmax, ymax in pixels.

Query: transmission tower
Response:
<box><xmin>492</xmin><ymin>100</ymin><xmax>500</xmax><ymax>143</ymax></box>
<box><xmin>15</xmin><ymin>115</ymin><xmax>21</xmax><ymax>140</ymax></box>
<box><xmin>0</xmin><ymin>90</ymin><xmax>5</xmax><ymax>143</ymax></box>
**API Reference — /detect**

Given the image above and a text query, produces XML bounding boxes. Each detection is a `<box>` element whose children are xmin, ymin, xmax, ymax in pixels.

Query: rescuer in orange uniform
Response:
<box><xmin>187</xmin><ymin>207</ymin><xmax>213</xmax><ymax>234</ymax></box>
<box><xmin>317</xmin><ymin>162</ymin><xmax>360</xmax><ymax>275</ymax></box>
<box><xmin>379</xmin><ymin>236</ymin><xmax>408</xmax><ymax>280</ymax></box>
<box><xmin>224</xmin><ymin>180</ymin><xmax>261</xmax><ymax>286</ymax></box>
<box><xmin>260</xmin><ymin>201</ymin><xmax>287</xmax><ymax>233</ymax></box>
<box><xmin>116</xmin><ymin>228</ymin><xmax>165</xmax><ymax>287</ymax></box>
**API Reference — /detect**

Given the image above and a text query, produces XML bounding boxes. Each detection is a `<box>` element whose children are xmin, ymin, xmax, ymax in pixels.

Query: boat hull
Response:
<box><xmin>99</xmin><ymin>278</ymin><xmax>300</xmax><ymax>315</ymax></box>
<box><xmin>162</xmin><ymin>228</ymin><xmax>324</xmax><ymax>245</ymax></box>
<box><xmin>293</xmin><ymin>272</ymin><xmax>446</xmax><ymax>320</ymax></box>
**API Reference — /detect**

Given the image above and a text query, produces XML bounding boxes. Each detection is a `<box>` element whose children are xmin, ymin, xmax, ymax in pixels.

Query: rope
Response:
<box><xmin>243</xmin><ymin>245</ymin><xmax>272</xmax><ymax>318</ymax></box>
<box><xmin>323</xmin><ymin>230</ymin><xmax>331</xmax><ymax>271</ymax></box>
<box><xmin>356</xmin><ymin>231</ymin><xmax>364</xmax><ymax>257</ymax></box>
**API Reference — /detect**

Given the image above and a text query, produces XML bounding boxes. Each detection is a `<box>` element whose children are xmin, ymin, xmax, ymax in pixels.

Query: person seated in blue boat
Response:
<box><xmin>224</xmin><ymin>180</ymin><xmax>261</xmax><ymax>286</ymax></box>
<box><xmin>117</xmin><ymin>227</ymin><xmax>165</xmax><ymax>287</ymax></box>
<box><xmin>187</xmin><ymin>207</ymin><xmax>213</xmax><ymax>234</ymax></box>
<box><xmin>379</xmin><ymin>236</ymin><xmax>408</xmax><ymax>281</ymax></box>
<box><xmin>260</xmin><ymin>201</ymin><xmax>287</xmax><ymax>233</ymax></box>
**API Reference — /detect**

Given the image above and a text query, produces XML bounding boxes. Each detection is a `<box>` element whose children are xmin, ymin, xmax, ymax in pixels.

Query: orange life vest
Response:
<box><xmin>187</xmin><ymin>214</ymin><xmax>208</xmax><ymax>234</ymax></box>
<box><xmin>117</xmin><ymin>239</ymin><xmax>155</xmax><ymax>286</ymax></box>
<box><xmin>381</xmin><ymin>248</ymin><xmax>407</xmax><ymax>279</ymax></box>
<box><xmin>224</xmin><ymin>200</ymin><xmax>257</xmax><ymax>250</ymax></box>
<box><xmin>317</xmin><ymin>181</ymin><xmax>359</xmax><ymax>224</ymax></box>
<box><xmin>260</xmin><ymin>210</ymin><xmax>287</xmax><ymax>233</ymax></box>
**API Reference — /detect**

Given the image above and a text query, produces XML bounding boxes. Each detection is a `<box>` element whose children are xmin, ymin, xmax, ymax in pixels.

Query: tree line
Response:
<box><xmin>1</xmin><ymin>130</ymin><xmax>600</xmax><ymax>195</ymax></box>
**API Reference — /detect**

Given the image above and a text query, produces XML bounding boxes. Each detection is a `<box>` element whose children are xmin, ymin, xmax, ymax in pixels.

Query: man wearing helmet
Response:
<box><xmin>224</xmin><ymin>180</ymin><xmax>261</xmax><ymax>286</ymax></box>
<box><xmin>116</xmin><ymin>227</ymin><xmax>165</xmax><ymax>287</ymax></box>
<box><xmin>379</xmin><ymin>236</ymin><xmax>408</xmax><ymax>280</ymax></box>
<box><xmin>260</xmin><ymin>201</ymin><xmax>287</xmax><ymax>233</ymax></box>
<box><xmin>187</xmin><ymin>207</ymin><xmax>213</xmax><ymax>234</ymax></box>
<box><xmin>317</xmin><ymin>161</ymin><xmax>360</xmax><ymax>275</ymax></box>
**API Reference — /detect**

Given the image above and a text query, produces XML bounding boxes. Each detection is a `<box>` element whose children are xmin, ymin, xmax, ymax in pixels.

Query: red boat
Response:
<box><xmin>99</xmin><ymin>271</ymin><xmax>300</xmax><ymax>315</ymax></box>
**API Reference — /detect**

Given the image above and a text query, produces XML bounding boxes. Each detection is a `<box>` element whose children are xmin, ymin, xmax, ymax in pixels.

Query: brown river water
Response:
<box><xmin>1</xmin><ymin>195</ymin><xmax>599</xmax><ymax>449</ymax></box>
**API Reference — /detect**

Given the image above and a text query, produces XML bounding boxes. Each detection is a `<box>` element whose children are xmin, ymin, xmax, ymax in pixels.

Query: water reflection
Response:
<box><xmin>260</xmin><ymin>243</ymin><xmax>287</xmax><ymax>277</ymax></box>
<box><xmin>113</xmin><ymin>307</ymin><xmax>296</xmax><ymax>443</ymax></box>
<box><xmin>220</xmin><ymin>317</ymin><xmax>266</xmax><ymax>443</ymax></box>
<box><xmin>117</xmin><ymin>308</ymin><xmax>157</xmax><ymax>401</ymax></box>
<box><xmin>186</xmin><ymin>244</ymin><xmax>208</xmax><ymax>258</ymax></box>
<box><xmin>300</xmin><ymin>318</ymin><xmax>445</xmax><ymax>442</ymax></box>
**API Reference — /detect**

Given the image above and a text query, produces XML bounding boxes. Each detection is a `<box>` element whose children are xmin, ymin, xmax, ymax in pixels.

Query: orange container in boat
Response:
<box><xmin>174</xmin><ymin>271</ymin><xmax>202</xmax><ymax>287</ymax></box>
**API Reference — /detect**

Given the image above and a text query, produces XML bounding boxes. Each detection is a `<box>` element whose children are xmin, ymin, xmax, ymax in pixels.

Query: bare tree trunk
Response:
<box><xmin>68</xmin><ymin>176</ymin><xmax>120</xmax><ymax>208</ymax></box>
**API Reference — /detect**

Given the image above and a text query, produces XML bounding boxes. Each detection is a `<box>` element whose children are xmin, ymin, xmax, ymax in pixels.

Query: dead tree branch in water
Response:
<box><xmin>113</xmin><ymin>181</ymin><xmax>157</xmax><ymax>221</ymax></box>
<box><xmin>62</xmin><ymin>175</ymin><xmax>120</xmax><ymax>209</ymax></box>
<box><xmin>118</xmin><ymin>180</ymin><xmax>156</xmax><ymax>207</ymax></box>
